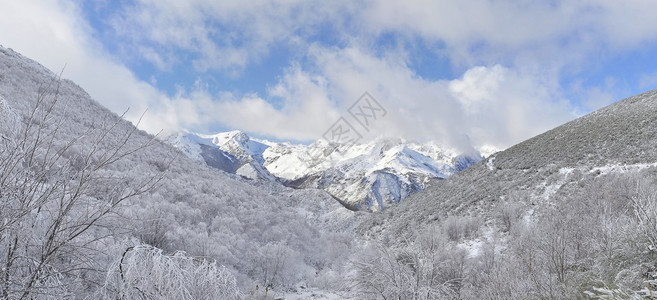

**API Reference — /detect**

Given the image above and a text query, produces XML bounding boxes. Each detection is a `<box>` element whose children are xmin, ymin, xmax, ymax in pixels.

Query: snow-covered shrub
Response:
<box><xmin>631</xmin><ymin>181</ymin><xmax>657</xmax><ymax>251</ymax></box>
<box><xmin>0</xmin><ymin>95</ymin><xmax>20</xmax><ymax>141</ymax></box>
<box><xmin>444</xmin><ymin>216</ymin><xmax>483</xmax><ymax>242</ymax></box>
<box><xmin>99</xmin><ymin>245</ymin><xmax>242</xmax><ymax>300</ymax></box>
<box><xmin>351</xmin><ymin>228</ymin><xmax>467</xmax><ymax>299</ymax></box>
<box><xmin>497</xmin><ymin>200</ymin><xmax>525</xmax><ymax>232</ymax></box>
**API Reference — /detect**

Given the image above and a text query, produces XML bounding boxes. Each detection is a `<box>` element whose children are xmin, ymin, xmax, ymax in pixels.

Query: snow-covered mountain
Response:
<box><xmin>0</xmin><ymin>44</ymin><xmax>359</xmax><ymax>298</ymax></box>
<box><xmin>167</xmin><ymin>131</ymin><xmax>277</xmax><ymax>181</ymax></box>
<box><xmin>168</xmin><ymin>131</ymin><xmax>485</xmax><ymax>211</ymax></box>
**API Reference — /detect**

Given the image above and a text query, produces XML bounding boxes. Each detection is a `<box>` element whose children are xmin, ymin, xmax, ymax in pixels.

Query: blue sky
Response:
<box><xmin>2</xmin><ymin>1</ymin><xmax>657</xmax><ymax>152</ymax></box>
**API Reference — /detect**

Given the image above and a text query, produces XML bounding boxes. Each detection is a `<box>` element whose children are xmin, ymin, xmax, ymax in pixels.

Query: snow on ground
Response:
<box><xmin>537</xmin><ymin>161</ymin><xmax>657</xmax><ymax>203</ymax></box>
<box><xmin>457</xmin><ymin>227</ymin><xmax>499</xmax><ymax>258</ymax></box>
<box><xmin>523</xmin><ymin>208</ymin><xmax>536</xmax><ymax>225</ymax></box>
<box><xmin>540</xmin><ymin>180</ymin><xmax>564</xmax><ymax>201</ymax></box>
<box><xmin>589</xmin><ymin>161</ymin><xmax>657</xmax><ymax>175</ymax></box>
<box><xmin>458</xmin><ymin>238</ymin><xmax>485</xmax><ymax>258</ymax></box>
<box><xmin>275</xmin><ymin>288</ymin><xmax>346</xmax><ymax>300</ymax></box>
<box><xmin>558</xmin><ymin>167</ymin><xmax>574</xmax><ymax>176</ymax></box>
<box><xmin>165</xmin><ymin>132</ymin><xmax>204</xmax><ymax>163</ymax></box>
<box><xmin>268</xmin><ymin>284</ymin><xmax>349</xmax><ymax>300</ymax></box>
<box><xmin>486</xmin><ymin>156</ymin><xmax>495</xmax><ymax>171</ymax></box>
<box><xmin>477</xmin><ymin>144</ymin><xmax>501</xmax><ymax>158</ymax></box>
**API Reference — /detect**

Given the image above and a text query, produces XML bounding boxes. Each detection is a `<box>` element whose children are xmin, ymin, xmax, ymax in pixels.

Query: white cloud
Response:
<box><xmin>2</xmin><ymin>0</ymin><xmax>656</xmax><ymax>152</ymax></box>
<box><xmin>0</xmin><ymin>0</ymin><xmax>161</xmax><ymax>129</ymax></box>
<box><xmin>212</xmin><ymin>46</ymin><xmax>576</xmax><ymax>151</ymax></box>
<box><xmin>591</xmin><ymin>0</ymin><xmax>657</xmax><ymax>50</ymax></box>
<box><xmin>138</xmin><ymin>46</ymin><xmax>168</xmax><ymax>71</ymax></box>
<box><xmin>448</xmin><ymin>65</ymin><xmax>575</xmax><ymax>149</ymax></box>
<box><xmin>108</xmin><ymin>0</ymin><xmax>355</xmax><ymax>74</ymax></box>
<box><xmin>203</xmin><ymin>67</ymin><xmax>340</xmax><ymax>141</ymax></box>
<box><xmin>360</xmin><ymin>0</ymin><xmax>657</xmax><ymax>71</ymax></box>
<box><xmin>0</xmin><ymin>0</ymin><xmax>239</xmax><ymax>135</ymax></box>
<box><xmin>308</xmin><ymin>47</ymin><xmax>575</xmax><ymax>150</ymax></box>
<box><xmin>0</xmin><ymin>0</ymin><xmax>584</xmax><ymax>151</ymax></box>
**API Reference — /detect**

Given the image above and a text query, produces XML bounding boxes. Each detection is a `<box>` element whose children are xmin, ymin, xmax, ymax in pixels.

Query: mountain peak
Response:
<box><xmin>197</xmin><ymin>130</ymin><xmax>251</xmax><ymax>147</ymax></box>
<box><xmin>170</xmin><ymin>131</ymin><xmax>483</xmax><ymax>211</ymax></box>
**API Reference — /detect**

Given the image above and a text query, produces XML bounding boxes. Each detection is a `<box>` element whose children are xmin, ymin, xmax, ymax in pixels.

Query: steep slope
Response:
<box><xmin>361</xmin><ymin>89</ymin><xmax>657</xmax><ymax>233</ymax></box>
<box><xmin>0</xmin><ymin>45</ymin><xmax>358</xmax><ymax>297</ymax></box>
<box><xmin>167</xmin><ymin>131</ymin><xmax>276</xmax><ymax>180</ymax></box>
<box><xmin>172</xmin><ymin>132</ymin><xmax>484</xmax><ymax>211</ymax></box>
<box><xmin>282</xmin><ymin>138</ymin><xmax>464</xmax><ymax>211</ymax></box>
<box><xmin>349</xmin><ymin>89</ymin><xmax>657</xmax><ymax>299</ymax></box>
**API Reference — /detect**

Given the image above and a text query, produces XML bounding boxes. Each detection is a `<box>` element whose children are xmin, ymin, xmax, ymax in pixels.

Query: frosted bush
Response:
<box><xmin>99</xmin><ymin>245</ymin><xmax>242</xmax><ymax>300</ymax></box>
<box><xmin>0</xmin><ymin>95</ymin><xmax>20</xmax><ymax>141</ymax></box>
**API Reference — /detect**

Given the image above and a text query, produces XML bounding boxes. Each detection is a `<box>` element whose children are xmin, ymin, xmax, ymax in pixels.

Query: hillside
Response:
<box><xmin>360</xmin><ymin>89</ymin><xmax>657</xmax><ymax>231</ymax></box>
<box><xmin>0</xmin><ymin>45</ymin><xmax>359</xmax><ymax>299</ymax></box>
<box><xmin>352</xmin><ymin>89</ymin><xmax>657</xmax><ymax>299</ymax></box>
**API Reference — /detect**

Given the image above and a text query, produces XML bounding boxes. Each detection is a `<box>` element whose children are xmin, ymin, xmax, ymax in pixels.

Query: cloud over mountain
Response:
<box><xmin>2</xmin><ymin>0</ymin><xmax>657</xmax><ymax>151</ymax></box>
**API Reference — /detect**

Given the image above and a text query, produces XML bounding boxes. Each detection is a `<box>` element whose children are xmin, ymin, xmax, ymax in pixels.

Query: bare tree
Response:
<box><xmin>631</xmin><ymin>180</ymin><xmax>657</xmax><ymax>251</ymax></box>
<box><xmin>351</xmin><ymin>228</ymin><xmax>466</xmax><ymax>300</ymax></box>
<box><xmin>0</xmin><ymin>75</ymin><xmax>161</xmax><ymax>298</ymax></box>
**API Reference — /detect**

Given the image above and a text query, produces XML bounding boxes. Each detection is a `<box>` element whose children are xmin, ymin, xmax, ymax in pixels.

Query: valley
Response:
<box><xmin>2</xmin><ymin>41</ymin><xmax>657</xmax><ymax>299</ymax></box>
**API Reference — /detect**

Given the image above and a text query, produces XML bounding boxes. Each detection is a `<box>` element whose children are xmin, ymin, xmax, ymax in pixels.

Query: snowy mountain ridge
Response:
<box><xmin>168</xmin><ymin>130</ymin><xmax>487</xmax><ymax>211</ymax></box>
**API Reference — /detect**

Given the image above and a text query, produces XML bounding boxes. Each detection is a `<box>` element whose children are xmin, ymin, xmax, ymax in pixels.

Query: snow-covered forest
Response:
<box><xmin>354</xmin><ymin>170</ymin><xmax>657</xmax><ymax>299</ymax></box>
<box><xmin>0</xmin><ymin>46</ymin><xmax>357</xmax><ymax>299</ymax></box>
<box><xmin>2</xmin><ymin>44</ymin><xmax>657</xmax><ymax>299</ymax></box>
